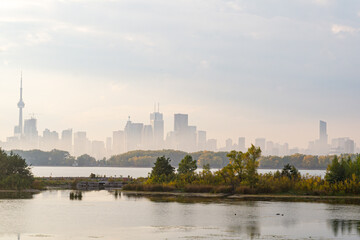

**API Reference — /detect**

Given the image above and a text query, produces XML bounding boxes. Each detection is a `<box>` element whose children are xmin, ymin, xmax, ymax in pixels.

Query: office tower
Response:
<box><xmin>165</xmin><ymin>131</ymin><xmax>176</xmax><ymax>149</ymax></box>
<box><xmin>206</xmin><ymin>139</ymin><xmax>217</xmax><ymax>151</ymax></box>
<box><xmin>187</xmin><ymin>126</ymin><xmax>197</xmax><ymax>152</ymax></box>
<box><xmin>150</xmin><ymin>106</ymin><xmax>164</xmax><ymax>149</ymax></box>
<box><xmin>174</xmin><ymin>114</ymin><xmax>188</xmax><ymax>132</ymax></box>
<box><xmin>106</xmin><ymin>137</ymin><xmax>112</xmax><ymax>157</ymax></box>
<box><xmin>61</xmin><ymin>129</ymin><xmax>73</xmax><ymax>153</ymax></box>
<box><xmin>331</xmin><ymin>137</ymin><xmax>355</xmax><ymax>154</ymax></box>
<box><xmin>174</xmin><ymin>114</ymin><xmax>188</xmax><ymax>150</ymax></box>
<box><xmin>142</xmin><ymin>125</ymin><xmax>154</xmax><ymax>150</ymax></box>
<box><xmin>255</xmin><ymin>138</ymin><xmax>266</xmax><ymax>152</ymax></box>
<box><xmin>225</xmin><ymin>138</ymin><xmax>233</xmax><ymax>151</ymax></box>
<box><xmin>24</xmin><ymin>118</ymin><xmax>38</xmax><ymax>139</ymax></box>
<box><xmin>266</xmin><ymin>141</ymin><xmax>274</xmax><ymax>155</ymax></box>
<box><xmin>74</xmin><ymin>131</ymin><xmax>87</xmax><ymax>156</ymax></box>
<box><xmin>238</xmin><ymin>137</ymin><xmax>245</xmax><ymax>152</ymax></box>
<box><xmin>42</xmin><ymin>129</ymin><xmax>59</xmax><ymax>151</ymax></box>
<box><xmin>197</xmin><ymin>131</ymin><xmax>207</xmax><ymax>150</ymax></box>
<box><xmin>113</xmin><ymin>130</ymin><xmax>125</xmax><ymax>155</ymax></box>
<box><xmin>319</xmin><ymin>120</ymin><xmax>328</xmax><ymax>145</ymax></box>
<box><xmin>91</xmin><ymin>140</ymin><xmax>106</xmax><ymax>160</ymax></box>
<box><xmin>125</xmin><ymin>117</ymin><xmax>143</xmax><ymax>151</ymax></box>
<box><xmin>23</xmin><ymin>117</ymin><xmax>39</xmax><ymax>149</ymax></box>
<box><xmin>345</xmin><ymin>139</ymin><xmax>355</xmax><ymax>154</ymax></box>
<box><xmin>314</xmin><ymin>120</ymin><xmax>329</xmax><ymax>155</ymax></box>
<box><xmin>14</xmin><ymin>73</ymin><xmax>25</xmax><ymax>137</ymax></box>
<box><xmin>281</xmin><ymin>142</ymin><xmax>289</xmax><ymax>156</ymax></box>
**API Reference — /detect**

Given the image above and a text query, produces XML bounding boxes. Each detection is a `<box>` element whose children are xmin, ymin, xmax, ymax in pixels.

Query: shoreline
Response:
<box><xmin>121</xmin><ymin>190</ymin><xmax>360</xmax><ymax>203</ymax></box>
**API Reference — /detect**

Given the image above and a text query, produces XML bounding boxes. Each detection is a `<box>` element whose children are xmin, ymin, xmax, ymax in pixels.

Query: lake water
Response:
<box><xmin>0</xmin><ymin>190</ymin><xmax>359</xmax><ymax>239</ymax></box>
<box><xmin>31</xmin><ymin>166</ymin><xmax>326</xmax><ymax>178</ymax></box>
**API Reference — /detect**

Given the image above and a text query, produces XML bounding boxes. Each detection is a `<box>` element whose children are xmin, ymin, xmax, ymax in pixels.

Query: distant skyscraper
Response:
<box><xmin>91</xmin><ymin>140</ymin><xmax>106</xmax><ymax>160</ymax></box>
<box><xmin>61</xmin><ymin>129</ymin><xmax>73</xmax><ymax>153</ymax></box>
<box><xmin>197</xmin><ymin>131</ymin><xmax>207</xmax><ymax>150</ymax></box>
<box><xmin>173</xmin><ymin>114</ymin><xmax>197</xmax><ymax>152</ymax></box>
<box><xmin>14</xmin><ymin>73</ymin><xmax>25</xmax><ymax>137</ymax></box>
<box><xmin>24</xmin><ymin>118</ymin><xmax>38</xmax><ymax>139</ymax></box>
<box><xmin>207</xmin><ymin>139</ymin><xmax>217</xmax><ymax>151</ymax></box>
<box><xmin>238</xmin><ymin>137</ymin><xmax>245</xmax><ymax>152</ymax></box>
<box><xmin>125</xmin><ymin>117</ymin><xmax>144</xmax><ymax>151</ymax></box>
<box><xmin>225</xmin><ymin>138</ymin><xmax>233</xmax><ymax>151</ymax></box>
<box><xmin>42</xmin><ymin>129</ymin><xmax>59</xmax><ymax>151</ymax></box>
<box><xmin>113</xmin><ymin>130</ymin><xmax>125</xmax><ymax>155</ymax></box>
<box><xmin>255</xmin><ymin>138</ymin><xmax>266</xmax><ymax>152</ymax></box>
<box><xmin>319</xmin><ymin>120</ymin><xmax>328</xmax><ymax>145</ymax></box>
<box><xmin>23</xmin><ymin>117</ymin><xmax>38</xmax><ymax>149</ymax></box>
<box><xmin>142</xmin><ymin>125</ymin><xmax>154</xmax><ymax>149</ymax></box>
<box><xmin>150</xmin><ymin>107</ymin><xmax>164</xmax><ymax>149</ymax></box>
<box><xmin>74</xmin><ymin>131</ymin><xmax>87</xmax><ymax>156</ymax></box>
<box><xmin>174</xmin><ymin>114</ymin><xmax>188</xmax><ymax>132</ymax></box>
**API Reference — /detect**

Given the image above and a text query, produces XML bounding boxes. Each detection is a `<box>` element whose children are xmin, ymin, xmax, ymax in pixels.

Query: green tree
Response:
<box><xmin>325</xmin><ymin>156</ymin><xmax>345</xmax><ymax>183</ymax></box>
<box><xmin>281</xmin><ymin>164</ymin><xmax>300</xmax><ymax>180</ymax></box>
<box><xmin>76</xmin><ymin>154</ymin><xmax>96</xmax><ymax>166</ymax></box>
<box><xmin>243</xmin><ymin>144</ymin><xmax>261</xmax><ymax>188</ymax></box>
<box><xmin>178</xmin><ymin>155</ymin><xmax>197</xmax><ymax>175</ymax></box>
<box><xmin>226</xmin><ymin>150</ymin><xmax>245</xmax><ymax>183</ymax></box>
<box><xmin>149</xmin><ymin>156</ymin><xmax>175</xmax><ymax>183</ymax></box>
<box><xmin>0</xmin><ymin>149</ymin><xmax>34</xmax><ymax>190</ymax></box>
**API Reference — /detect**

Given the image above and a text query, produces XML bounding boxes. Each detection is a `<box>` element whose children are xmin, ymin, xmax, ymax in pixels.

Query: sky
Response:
<box><xmin>1</xmin><ymin>0</ymin><xmax>360</xmax><ymax>149</ymax></box>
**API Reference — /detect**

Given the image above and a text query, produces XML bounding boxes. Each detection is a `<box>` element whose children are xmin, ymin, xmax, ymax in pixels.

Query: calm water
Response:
<box><xmin>0</xmin><ymin>190</ymin><xmax>359</xmax><ymax>239</ymax></box>
<box><xmin>31</xmin><ymin>166</ymin><xmax>326</xmax><ymax>178</ymax></box>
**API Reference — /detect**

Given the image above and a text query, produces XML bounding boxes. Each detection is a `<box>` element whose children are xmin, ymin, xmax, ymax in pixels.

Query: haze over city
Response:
<box><xmin>1</xmin><ymin>0</ymin><xmax>360</xmax><ymax>149</ymax></box>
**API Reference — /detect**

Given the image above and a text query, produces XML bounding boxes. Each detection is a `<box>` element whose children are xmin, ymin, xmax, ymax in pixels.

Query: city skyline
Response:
<box><xmin>1</xmin><ymin>0</ymin><xmax>360</xmax><ymax>149</ymax></box>
<box><xmin>0</xmin><ymin>77</ymin><xmax>357</xmax><ymax>159</ymax></box>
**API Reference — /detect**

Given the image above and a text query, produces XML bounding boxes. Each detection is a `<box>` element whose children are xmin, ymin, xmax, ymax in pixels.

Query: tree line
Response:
<box><xmin>11</xmin><ymin>149</ymin><xmax>357</xmax><ymax>169</ymax></box>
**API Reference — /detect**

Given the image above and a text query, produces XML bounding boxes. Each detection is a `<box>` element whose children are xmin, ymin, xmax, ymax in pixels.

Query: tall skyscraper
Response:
<box><xmin>150</xmin><ymin>106</ymin><xmax>164</xmax><ymax>149</ymax></box>
<box><xmin>319</xmin><ymin>120</ymin><xmax>328</xmax><ymax>145</ymax></box>
<box><xmin>238</xmin><ymin>137</ymin><xmax>245</xmax><ymax>152</ymax></box>
<box><xmin>91</xmin><ymin>140</ymin><xmax>106</xmax><ymax>160</ymax></box>
<box><xmin>113</xmin><ymin>130</ymin><xmax>125</xmax><ymax>155</ymax></box>
<box><xmin>142</xmin><ymin>125</ymin><xmax>154</xmax><ymax>149</ymax></box>
<box><xmin>74</xmin><ymin>131</ymin><xmax>88</xmax><ymax>156</ymax></box>
<box><xmin>197</xmin><ymin>131</ymin><xmax>207</xmax><ymax>150</ymax></box>
<box><xmin>14</xmin><ymin>73</ymin><xmax>25</xmax><ymax>137</ymax></box>
<box><xmin>23</xmin><ymin>117</ymin><xmax>39</xmax><ymax>149</ymax></box>
<box><xmin>255</xmin><ymin>138</ymin><xmax>266</xmax><ymax>152</ymax></box>
<box><xmin>225</xmin><ymin>138</ymin><xmax>233</xmax><ymax>151</ymax></box>
<box><xmin>174</xmin><ymin>114</ymin><xmax>188</xmax><ymax>132</ymax></box>
<box><xmin>42</xmin><ymin>129</ymin><xmax>59</xmax><ymax>151</ymax></box>
<box><xmin>125</xmin><ymin>117</ymin><xmax>144</xmax><ymax>151</ymax></box>
<box><xmin>61</xmin><ymin>129</ymin><xmax>73</xmax><ymax>153</ymax></box>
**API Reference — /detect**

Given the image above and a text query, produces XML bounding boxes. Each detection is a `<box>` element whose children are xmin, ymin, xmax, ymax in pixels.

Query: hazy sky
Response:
<box><xmin>1</xmin><ymin>0</ymin><xmax>360</xmax><ymax>149</ymax></box>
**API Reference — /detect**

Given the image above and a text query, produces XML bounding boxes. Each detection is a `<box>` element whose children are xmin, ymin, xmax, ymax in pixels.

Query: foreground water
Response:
<box><xmin>31</xmin><ymin>166</ymin><xmax>326</xmax><ymax>178</ymax></box>
<box><xmin>0</xmin><ymin>190</ymin><xmax>359</xmax><ymax>240</ymax></box>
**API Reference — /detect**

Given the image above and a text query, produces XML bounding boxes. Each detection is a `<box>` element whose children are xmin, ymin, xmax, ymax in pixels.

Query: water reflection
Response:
<box><xmin>0</xmin><ymin>192</ymin><xmax>35</xmax><ymax>199</ymax></box>
<box><xmin>328</xmin><ymin>219</ymin><xmax>360</xmax><ymax>237</ymax></box>
<box><xmin>4</xmin><ymin>190</ymin><xmax>360</xmax><ymax>240</ymax></box>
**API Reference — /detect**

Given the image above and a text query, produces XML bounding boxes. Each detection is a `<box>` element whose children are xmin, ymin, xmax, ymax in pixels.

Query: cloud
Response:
<box><xmin>26</xmin><ymin>32</ymin><xmax>52</xmax><ymax>45</ymax></box>
<box><xmin>226</xmin><ymin>1</ymin><xmax>243</xmax><ymax>11</ymax></box>
<box><xmin>0</xmin><ymin>43</ymin><xmax>16</xmax><ymax>52</ymax></box>
<box><xmin>331</xmin><ymin>24</ymin><xmax>359</xmax><ymax>34</ymax></box>
<box><xmin>313</xmin><ymin>0</ymin><xmax>330</xmax><ymax>6</ymax></box>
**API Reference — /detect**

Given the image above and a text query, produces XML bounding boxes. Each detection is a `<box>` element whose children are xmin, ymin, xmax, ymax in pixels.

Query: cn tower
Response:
<box><xmin>17</xmin><ymin>72</ymin><xmax>25</xmax><ymax>136</ymax></box>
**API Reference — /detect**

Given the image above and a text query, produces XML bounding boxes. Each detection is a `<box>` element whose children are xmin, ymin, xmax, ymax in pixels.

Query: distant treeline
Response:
<box><xmin>107</xmin><ymin>150</ymin><xmax>229</xmax><ymax>168</ymax></box>
<box><xmin>8</xmin><ymin>149</ymin><xmax>358</xmax><ymax>170</ymax></box>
